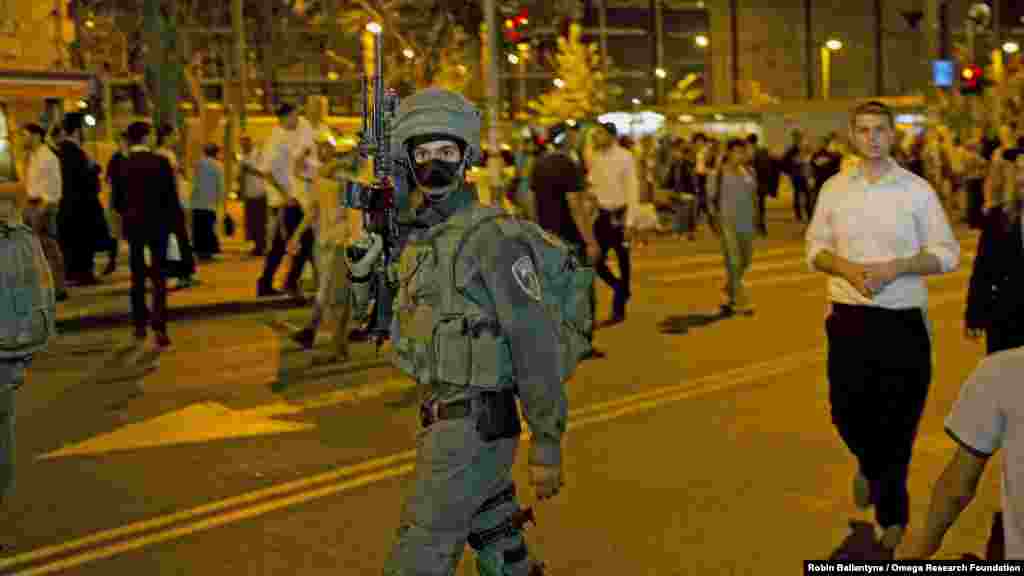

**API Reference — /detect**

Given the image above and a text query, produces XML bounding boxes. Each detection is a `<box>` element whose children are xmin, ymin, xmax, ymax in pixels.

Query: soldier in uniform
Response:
<box><xmin>352</xmin><ymin>88</ymin><xmax>566</xmax><ymax>575</ymax></box>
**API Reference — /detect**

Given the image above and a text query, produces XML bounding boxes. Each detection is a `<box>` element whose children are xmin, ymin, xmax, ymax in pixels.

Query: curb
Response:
<box><xmin>55</xmin><ymin>297</ymin><xmax>309</xmax><ymax>335</ymax></box>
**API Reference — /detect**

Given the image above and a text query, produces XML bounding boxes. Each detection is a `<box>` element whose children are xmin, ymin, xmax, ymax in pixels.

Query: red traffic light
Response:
<box><xmin>961</xmin><ymin>63</ymin><xmax>983</xmax><ymax>93</ymax></box>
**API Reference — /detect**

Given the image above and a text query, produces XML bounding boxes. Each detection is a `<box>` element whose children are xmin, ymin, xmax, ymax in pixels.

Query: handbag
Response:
<box><xmin>223</xmin><ymin>213</ymin><xmax>235</xmax><ymax>238</ymax></box>
<box><xmin>166</xmin><ymin>233</ymin><xmax>182</xmax><ymax>262</ymax></box>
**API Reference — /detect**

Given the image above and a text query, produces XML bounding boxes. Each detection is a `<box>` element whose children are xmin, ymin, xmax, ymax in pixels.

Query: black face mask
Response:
<box><xmin>415</xmin><ymin>159</ymin><xmax>461</xmax><ymax>189</ymax></box>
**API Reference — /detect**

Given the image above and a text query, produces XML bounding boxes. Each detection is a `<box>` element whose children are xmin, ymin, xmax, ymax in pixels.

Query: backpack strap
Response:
<box><xmin>449</xmin><ymin>210</ymin><xmax>542</xmax><ymax>312</ymax></box>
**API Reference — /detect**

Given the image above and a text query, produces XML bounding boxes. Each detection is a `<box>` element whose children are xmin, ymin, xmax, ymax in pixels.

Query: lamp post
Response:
<box><xmin>821</xmin><ymin>38</ymin><xmax>842</xmax><ymax>100</ymax></box>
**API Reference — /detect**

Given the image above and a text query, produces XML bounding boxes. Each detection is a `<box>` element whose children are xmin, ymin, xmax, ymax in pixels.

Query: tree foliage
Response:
<box><xmin>528</xmin><ymin>22</ymin><xmax>613</xmax><ymax>124</ymax></box>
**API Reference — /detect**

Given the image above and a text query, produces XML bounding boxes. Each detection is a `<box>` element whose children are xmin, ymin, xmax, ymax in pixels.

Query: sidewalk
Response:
<box><xmin>55</xmin><ymin>235</ymin><xmax>312</xmax><ymax>335</ymax></box>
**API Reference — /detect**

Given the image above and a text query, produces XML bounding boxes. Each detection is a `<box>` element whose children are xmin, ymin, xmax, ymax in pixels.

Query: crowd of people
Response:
<box><xmin>8</xmin><ymin>90</ymin><xmax>1024</xmax><ymax>566</ymax></box>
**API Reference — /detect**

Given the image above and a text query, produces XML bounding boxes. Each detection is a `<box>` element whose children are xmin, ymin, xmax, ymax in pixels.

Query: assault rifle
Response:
<box><xmin>342</xmin><ymin>24</ymin><xmax>402</xmax><ymax>349</ymax></box>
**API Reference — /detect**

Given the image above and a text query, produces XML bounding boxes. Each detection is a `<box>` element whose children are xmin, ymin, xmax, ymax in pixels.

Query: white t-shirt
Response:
<box><xmin>945</xmin><ymin>348</ymin><xmax>1024</xmax><ymax>559</ymax></box>
<box><xmin>26</xmin><ymin>145</ymin><xmax>61</xmax><ymax>203</ymax></box>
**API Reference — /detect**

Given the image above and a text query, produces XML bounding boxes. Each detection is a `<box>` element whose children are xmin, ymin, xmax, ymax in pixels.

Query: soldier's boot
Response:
<box><xmin>469</xmin><ymin>485</ymin><xmax>538</xmax><ymax>576</ymax></box>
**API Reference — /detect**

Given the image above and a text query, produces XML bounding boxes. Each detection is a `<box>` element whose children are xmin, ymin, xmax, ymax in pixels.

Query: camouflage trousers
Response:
<box><xmin>384</xmin><ymin>416</ymin><xmax>536</xmax><ymax>576</ymax></box>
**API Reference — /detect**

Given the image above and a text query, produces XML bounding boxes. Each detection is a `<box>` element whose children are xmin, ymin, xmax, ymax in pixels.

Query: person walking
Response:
<box><xmin>747</xmin><ymin>133</ymin><xmax>780</xmax><ymax>236</ymax></box>
<box><xmin>238</xmin><ymin>135</ymin><xmax>267</xmax><ymax>257</ymax></box>
<box><xmin>112</xmin><ymin>122</ymin><xmax>178</xmax><ymax>350</ymax></box>
<box><xmin>587</xmin><ymin>122</ymin><xmax>638</xmax><ymax>326</ymax></box>
<box><xmin>964</xmin><ymin>140</ymin><xmax>988</xmax><ymax>230</ymax></box>
<box><xmin>104</xmin><ymin>132</ymin><xmax>129</xmax><ymax>278</ymax></box>
<box><xmin>712</xmin><ymin>138</ymin><xmax>758</xmax><ymax>315</ymax></box>
<box><xmin>21</xmin><ymin>123</ymin><xmax>66</xmax><ymax>301</ymax></box>
<box><xmin>56</xmin><ymin>113</ymin><xmax>111</xmax><ymax>286</ymax></box>
<box><xmin>965</xmin><ymin>148</ymin><xmax>1024</xmax><ymax>355</ymax></box>
<box><xmin>806</xmin><ymin>100</ymin><xmax>959</xmax><ymax>552</ymax></box>
<box><xmin>154</xmin><ymin>123</ymin><xmax>198</xmax><ymax>288</ymax></box>
<box><xmin>898</xmin><ymin>347</ymin><xmax>1024</xmax><ymax>560</ymax></box>
<box><xmin>288</xmin><ymin>139</ymin><xmax>352</xmax><ymax>360</ymax></box>
<box><xmin>783</xmin><ymin>129</ymin><xmax>812</xmax><ymax>223</ymax></box>
<box><xmin>190</xmin><ymin>144</ymin><xmax>224</xmax><ymax>261</ymax></box>
<box><xmin>255</xmin><ymin>103</ymin><xmax>314</xmax><ymax>299</ymax></box>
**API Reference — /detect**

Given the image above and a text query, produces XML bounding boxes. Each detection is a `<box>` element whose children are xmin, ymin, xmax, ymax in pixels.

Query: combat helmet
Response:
<box><xmin>390</xmin><ymin>88</ymin><xmax>482</xmax><ymax>168</ymax></box>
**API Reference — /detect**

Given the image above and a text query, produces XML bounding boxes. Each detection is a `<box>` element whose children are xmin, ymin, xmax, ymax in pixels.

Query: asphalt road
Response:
<box><xmin>0</xmin><ymin>212</ymin><xmax>1001</xmax><ymax>575</ymax></box>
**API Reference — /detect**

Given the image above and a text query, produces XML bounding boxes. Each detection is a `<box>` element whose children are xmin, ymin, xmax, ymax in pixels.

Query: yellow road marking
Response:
<box><xmin>2</xmin><ymin>293</ymin><xmax>972</xmax><ymax>574</ymax></box>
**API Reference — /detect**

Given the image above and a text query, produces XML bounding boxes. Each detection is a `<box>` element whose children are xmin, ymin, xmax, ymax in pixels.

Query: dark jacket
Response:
<box><xmin>965</xmin><ymin>204</ymin><xmax>1024</xmax><ymax>332</ymax></box>
<box><xmin>663</xmin><ymin>158</ymin><xmax>695</xmax><ymax>198</ymax></box>
<box><xmin>56</xmin><ymin>139</ymin><xmax>112</xmax><ymax>251</ymax></box>
<box><xmin>112</xmin><ymin>148</ymin><xmax>179</xmax><ymax>241</ymax></box>
<box><xmin>752</xmin><ymin>147</ymin><xmax>781</xmax><ymax>197</ymax></box>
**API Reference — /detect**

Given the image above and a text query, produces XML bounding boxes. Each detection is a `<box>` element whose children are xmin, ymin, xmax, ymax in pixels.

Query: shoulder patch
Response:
<box><xmin>511</xmin><ymin>255</ymin><xmax>542</xmax><ymax>301</ymax></box>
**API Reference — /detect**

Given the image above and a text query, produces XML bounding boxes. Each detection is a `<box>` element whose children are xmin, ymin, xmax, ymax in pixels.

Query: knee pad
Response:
<box><xmin>468</xmin><ymin>486</ymin><xmax>537</xmax><ymax>576</ymax></box>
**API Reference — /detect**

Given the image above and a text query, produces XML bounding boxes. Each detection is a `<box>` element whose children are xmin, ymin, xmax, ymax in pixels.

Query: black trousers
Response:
<box><xmin>792</xmin><ymin>177</ymin><xmax>811</xmax><ymax>222</ymax></box>
<box><xmin>245</xmin><ymin>197</ymin><xmax>268</xmax><ymax>255</ymax></box>
<box><xmin>756</xmin><ymin>191</ymin><xmax>769</xmax><ymax>234</ymax></box>
<box><xmin>259</xmin><ymin>203</ymin><xmax>314</xmax><ymax>291</ymax></box>
<box><xmin>593</xmin><ymin>208</ymin><xmax>631</xmax><ymax>315</ymax></box>
<box><xmin>967</xmin><ymin>178</ymin><xmax>985</xmax><ymax>230</ymax></box>
<box><xmin>128</xmin><ymin>235</ymin><xmax>169</xmax><ymax>335</ymax></box>
<box><xmin>825</xmin><ymin>303</ymin><xmax>931</xmax><ymax>529</ymax></box>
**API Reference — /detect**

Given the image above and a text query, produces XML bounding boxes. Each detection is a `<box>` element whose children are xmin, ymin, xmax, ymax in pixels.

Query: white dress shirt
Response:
<box><xmin>587</xmin><ymin>142</ymin><xmax>640</xmax><ymax>227</ymax></box>
<box><xmin>806</xmin><ymin>158</ymin><xmax>959</xmax><ymax>309</ymax></box>
<box><xmin>260</xmin><ymin>126</ymin><xmax>294</xmax><ymax>208</ymax></box>
<box><xmin>26</xmin><ymin>145</ymin><xmax>61</xmax><ymax>203</ymax></box>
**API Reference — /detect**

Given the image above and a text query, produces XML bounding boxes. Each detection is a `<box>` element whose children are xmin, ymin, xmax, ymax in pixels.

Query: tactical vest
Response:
<box><xmin>390</xmin><ymin>203</ymin><xmax>594</xmax><ymax>392</ymax></box>
<box><xmin>391</xmin><ymin>204</ymin><xmax>515</xmax><ymax>391</ymax></box>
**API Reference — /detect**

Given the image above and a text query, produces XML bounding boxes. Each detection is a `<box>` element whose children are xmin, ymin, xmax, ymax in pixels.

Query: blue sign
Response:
<box><xmin>933</xmin><ymin>60</ymin><xmax>954</xmax><ymax>87</ymax></box>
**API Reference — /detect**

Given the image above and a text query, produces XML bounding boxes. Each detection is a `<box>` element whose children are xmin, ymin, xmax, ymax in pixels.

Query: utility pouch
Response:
<box><xmin>476</xmin><ymin>389</ymin><xmax>521</xmax><ymax>442</ymax></box>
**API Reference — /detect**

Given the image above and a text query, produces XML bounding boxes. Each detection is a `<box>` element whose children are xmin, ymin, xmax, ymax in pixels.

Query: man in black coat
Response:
<box><xmin>112</xmin><ymin>122</ymin><xmax>178</xmax><ymax>350</ymax></box>
<box><xmin>747</xmin><ymin>133</ymin><xmax>780</xmax><ymax>236</ymax></box>
<box><xmin>56</xmin><ymin>113</ymin><xmax>111</xmax><ymax>285</ymax></box>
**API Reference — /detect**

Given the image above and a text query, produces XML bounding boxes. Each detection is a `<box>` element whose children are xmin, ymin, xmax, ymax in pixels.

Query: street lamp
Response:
<box><xmin>507</xmin><ymin>53</ymin><xmax>519</xmax><ymax>64</ymax></box>
<box><xmin>821</xmin><ymin>38</ymin><xmax>842</xmax><ymax>100</ymax></box>
<box><xmin>403</xmin><ymin>48</ymin><xmax>415</xmax><ymax>59</ymax></box>
<box><xmin>553</xmin><ymin>78</ymin><xmax>565</xmax><ymax>88</ymax></box>
<box><xmin>655</xmin><ymin>67</ymin><xmax>667</xmax><ymax>79</ymax></box>
<box><xmin>695</xmin><ymin>34</ymin><xmax>709</xmax><ymax>48</ymax></box>
<box><xmin>631</xmin><ymin>97</ymin><xmax>641</xmax><ymax>105</ymax></box>
<box><xmin>1004</xmin><ymin>41</ymin><xmax>1021</xmax><ymax>54</ymax></box>
<box><xmin>678</xmin><ymin>114</ymin><xmax>694</xmax><ymax>122</ymax></box>
<box><xmin>365</xmin><ymin>22</ymin><xmax>382</xmax><ymax>34</ymax></box>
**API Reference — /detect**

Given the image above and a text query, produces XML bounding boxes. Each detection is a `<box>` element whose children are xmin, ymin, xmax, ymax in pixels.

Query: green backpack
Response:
<box><xmin>451</xmin><ymin>210</ymin><xmax>595</xmax><ymax>384</ymax></box>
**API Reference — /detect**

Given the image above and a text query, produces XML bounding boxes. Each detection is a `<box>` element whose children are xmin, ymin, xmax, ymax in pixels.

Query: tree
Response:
<box><xmin>528</xmin><ymin>22</ymin><xmax>612</xmax><ymax>124</ymax></box>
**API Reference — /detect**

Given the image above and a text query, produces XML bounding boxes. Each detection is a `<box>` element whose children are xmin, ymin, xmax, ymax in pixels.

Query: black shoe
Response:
<box><xmin>55</xmin><ymin>290</ymin><xmax>69</xmax><ymax>302</ymax></box>
<box><xmin>291</xmin><ymin>327</ymin><xmax>316</xmax><ymax>350</ymax></box>
<box><xmin>257</xmin><ymin>285</ymin><xmax>283</xmax><ymax>298</ymax></box>
<box><xmin>601</xmin><ymin>313</ymin><xmax>625</xmax><ymax>328</ymax></box>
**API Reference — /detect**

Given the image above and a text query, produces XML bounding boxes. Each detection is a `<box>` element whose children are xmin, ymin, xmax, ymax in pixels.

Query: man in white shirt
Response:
<box><xmin>255</xmin><ymin>103</ymin><xmax>314</xmax><ymax>299</ymax></box>
<box><xmin>806</xmin><ymin>100</ymin><xmax>960</xmax><ymax>552</ymax></box>
<box><xmin>900</xmin><ymin>348</ymin><xmax>1024</xmax><ymax>560</ymax></box>
<box><xmin>22</xmin><ymin>123</ymin><xmax>66</xmax><ymax>300</ymax></box>
<box><xmin>587</xmin><ymin>122</ymin><xmax>639</xmax><ymax>325</ymax></box>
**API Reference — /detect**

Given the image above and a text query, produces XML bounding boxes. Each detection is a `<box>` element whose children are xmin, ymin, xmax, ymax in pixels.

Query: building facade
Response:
<box><xmin>500</xmin><ymin>0</ymin><xmax>1022</xmax><ymax>111</ymax></box>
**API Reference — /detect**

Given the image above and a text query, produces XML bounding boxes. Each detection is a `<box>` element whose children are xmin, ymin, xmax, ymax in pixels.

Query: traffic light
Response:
<box><xmin>503</xmin><ymin>8</ymin><xmax>529</xmax><ymax>49</ymax></box>
<box><xmin>961</xmin><ymin>64</ymin><xmax>984</xmax><ymax>95</ymax></box>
